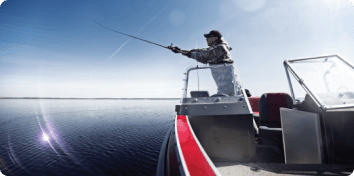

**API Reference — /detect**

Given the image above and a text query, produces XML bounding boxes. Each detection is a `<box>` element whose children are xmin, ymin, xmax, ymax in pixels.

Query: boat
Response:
<box><xmin>156</xmin><ymin>54</ymin><xmax>354</xmax><ymax>176</ymax></box>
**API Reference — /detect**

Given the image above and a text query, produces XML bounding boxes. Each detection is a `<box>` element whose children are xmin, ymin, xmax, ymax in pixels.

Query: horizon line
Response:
<box><xmin>0</xmin><ymin>97</ymin><xmax>180</xmax><ymax>99</ymax></box>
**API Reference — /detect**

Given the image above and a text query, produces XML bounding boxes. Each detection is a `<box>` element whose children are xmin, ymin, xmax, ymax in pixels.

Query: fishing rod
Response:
<box><xmin>93</xmin><ymin>20</ymin><xmax>175</xmax><ymax>50</ymax></box>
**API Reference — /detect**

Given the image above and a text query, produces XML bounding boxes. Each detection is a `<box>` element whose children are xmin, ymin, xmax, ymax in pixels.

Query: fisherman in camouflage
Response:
<box><xmin>171</xmin><ymin>30</ymin><xmax>243</xmax><ymax>97</ymax></box>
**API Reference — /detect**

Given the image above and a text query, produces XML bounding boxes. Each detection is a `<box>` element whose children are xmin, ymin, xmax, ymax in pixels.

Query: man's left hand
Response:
<box><xmin>170</xmin><ymin>46</ymin><xmax>182</xmax><ymax>53</ymax></box>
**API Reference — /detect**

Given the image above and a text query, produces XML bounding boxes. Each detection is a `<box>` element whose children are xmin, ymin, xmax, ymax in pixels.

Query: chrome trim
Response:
<box><xmin>284</xmin><ymin>63</ymin><xmax>295</xmax><ymax>103</ymax></box>
<box><xmin>245</xmin><ymin>89</ymin><xmax>259</xmax><ymax>135</ymax></box>
<box><xmin>241</xmin><ymin>88</ymin><xmax>252</xmax><ymax>113</ymax></box>
<box><xmin>324</xmin><ymin>103</ymin><xmax>354</xmax><ymax>110</ymax></box>
<box><xmin>284</xmin><ymin>55</ymin><xmax>354</xmax><ymax>111</ymax></box>
<box><xmin>287</xmin><ymin>54</ymin><xmax>338</xmax><ymax>63</ymax></box>
<box><xmin>288</xmin><ymin>54</ymin><xmax>354</xmax><ymax>70</ymax></box>
<box><xmin>253</xmin><ymin>118</ymin><xmax>259</xmax><ymax>135</ymax></box>
<box><xmin>179</xmin><ymin>102</ymin><xmax>250</xmax><ymax>116</ymax></box>
<box><xmin>337</xmin><ymin>54</ymin><xmax>354</xmax><ymax>69</ymax></box>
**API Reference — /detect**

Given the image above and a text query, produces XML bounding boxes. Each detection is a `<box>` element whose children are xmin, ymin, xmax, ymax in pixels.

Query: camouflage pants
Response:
<box><xmin>210</xmin><ymin>63</ymin><xmax>241</xmax><ymax>97</ymax></box>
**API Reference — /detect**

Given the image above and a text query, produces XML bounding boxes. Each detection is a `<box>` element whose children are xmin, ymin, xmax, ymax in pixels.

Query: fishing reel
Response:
<box><xmin>168</xmin><ymin>43</ymin><xmax>181</xmax><ymax>53</ymax></box>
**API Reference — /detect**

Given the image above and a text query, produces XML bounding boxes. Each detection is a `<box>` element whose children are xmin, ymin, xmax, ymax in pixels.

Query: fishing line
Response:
<box><xmin>94</xmin><ymin>20</ymin><xmax>170</xmax><ymax>49</ymax></box>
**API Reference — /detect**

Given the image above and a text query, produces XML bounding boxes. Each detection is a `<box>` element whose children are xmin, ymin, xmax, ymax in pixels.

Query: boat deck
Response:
<box><xmin>214</xmin><ymin>140</ymin><xmax>353</xmax><ymax>176</ymax></box>
<box><xmin>215</xmin><ymin>162</ymin><xmax>352</xmax><ymax>176</ymax></box>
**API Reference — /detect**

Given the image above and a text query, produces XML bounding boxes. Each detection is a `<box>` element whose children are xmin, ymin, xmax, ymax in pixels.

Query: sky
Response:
<box><xmin>1</xmin><ymin>0</ymin><xmax>354</xmax><ymax>98</ymax></box>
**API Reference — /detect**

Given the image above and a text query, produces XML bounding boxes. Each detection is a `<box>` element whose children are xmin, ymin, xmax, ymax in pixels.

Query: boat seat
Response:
<box><xmin>258</xmin><ymin>93</ymin><xmax>293</xmax><ymax>144</ymax></box>
<box><xmin>259</xmin><ymin>93</ymin><xmax>293</xmax><ymax>128</ymax></box>
<box><xmin>190</xmin><ymin>91</ymin><xmax>210</xmax><ymax>98</ymax></box>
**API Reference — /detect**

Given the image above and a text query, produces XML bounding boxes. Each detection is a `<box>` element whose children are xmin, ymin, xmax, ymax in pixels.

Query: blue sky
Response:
<box><xmin>1</xmin><ymin>0</ymin><xmax>354</xmax><ymax>98</ymax></box>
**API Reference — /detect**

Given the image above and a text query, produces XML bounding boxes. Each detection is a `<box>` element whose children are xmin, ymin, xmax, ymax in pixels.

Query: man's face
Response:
<box><xmin>206</xmin><ymin>36</ymin><xmax>218</xmax><ymax>46</ymax></box>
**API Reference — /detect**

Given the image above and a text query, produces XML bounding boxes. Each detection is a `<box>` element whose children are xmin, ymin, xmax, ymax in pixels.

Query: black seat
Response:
<box><xmin>190</xmin><ymin>91</ymin><xmax>210</xmax><ymax>98</ymax></box>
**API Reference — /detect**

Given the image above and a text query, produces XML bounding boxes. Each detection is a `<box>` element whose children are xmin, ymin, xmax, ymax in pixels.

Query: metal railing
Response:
<box><xmin>182</xmin><ymin>63</ymin><xmax>238</xmax><ymax>99</ymax></box>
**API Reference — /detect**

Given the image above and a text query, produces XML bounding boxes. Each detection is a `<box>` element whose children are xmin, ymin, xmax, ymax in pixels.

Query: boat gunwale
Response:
<box><xmin>175</xmin><ymin>115</ymin><xmax>221</xmax><ymax>176</ymax></box>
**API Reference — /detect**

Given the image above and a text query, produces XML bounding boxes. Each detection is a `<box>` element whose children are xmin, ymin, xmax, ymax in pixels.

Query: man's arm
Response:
<box><xmin>170</xmin><ymin>46</ymin><xmax>193</xmax><ymax>58</ymax></box>
<box><xmin>170</xmin><ymin>45</ymin><xmax>229</xmax><ymax>64</ymax></box>
<box><xmin>188</xmin><ymin>45</ymin><xmax>228</xmax><ymax>64</ymax></box>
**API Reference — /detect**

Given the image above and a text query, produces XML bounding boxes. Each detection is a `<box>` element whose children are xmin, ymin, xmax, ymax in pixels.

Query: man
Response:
<box><xmin>171</xmin><ymin>30</ymin><xmax>244</xmax><ymax>97</ymax></box>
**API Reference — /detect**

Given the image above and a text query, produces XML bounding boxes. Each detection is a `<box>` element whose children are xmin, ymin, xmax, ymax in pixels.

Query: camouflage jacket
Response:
<box><xmin>187</xmin><ymin>38</ymin><xmax>233</xmax><ymax>64</ymax></box>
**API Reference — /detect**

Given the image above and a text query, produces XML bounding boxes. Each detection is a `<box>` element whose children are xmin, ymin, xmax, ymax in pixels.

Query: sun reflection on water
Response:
<box><xmin>42</xmin><ymin>133</ymin><xmax>49</xmax><ymax>142</ymax></box>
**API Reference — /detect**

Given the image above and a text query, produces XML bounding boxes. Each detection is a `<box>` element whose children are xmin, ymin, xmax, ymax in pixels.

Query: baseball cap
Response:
<box><xmin>204</xmin><ymin>30</ymin><xmax>222</xmax><ymax>38</ymax></box>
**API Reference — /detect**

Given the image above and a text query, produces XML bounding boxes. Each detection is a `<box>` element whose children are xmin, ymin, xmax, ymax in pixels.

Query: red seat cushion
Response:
<box><xmin>248</xmin><ymin>97</ymin><xmax>260</xmax><ymax>113</ymax></box>
<box><xmin>266</xmin><ymin>93</ymin><xmax>288</xmax><ymax>122</ymax></box>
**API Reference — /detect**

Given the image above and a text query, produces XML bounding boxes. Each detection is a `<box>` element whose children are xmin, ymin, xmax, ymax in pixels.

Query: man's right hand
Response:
<box><xmin>169</xmin><ymin>46</ymin><xmax>191</xmax><ymax>58</ymax></box>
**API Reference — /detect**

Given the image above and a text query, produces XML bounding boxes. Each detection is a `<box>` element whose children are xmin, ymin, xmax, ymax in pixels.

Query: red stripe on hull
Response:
<box><xmin>176</xmin><ymin>115</ymin><xmax>216</xmax><ymax>176</ymax></box>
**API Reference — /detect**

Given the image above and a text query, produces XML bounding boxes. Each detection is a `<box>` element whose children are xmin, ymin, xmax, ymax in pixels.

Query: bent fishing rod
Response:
<box><xmin>94</xmin><ymin>20</ymin><xmax>176</xmax><ymax>50</ymax></box>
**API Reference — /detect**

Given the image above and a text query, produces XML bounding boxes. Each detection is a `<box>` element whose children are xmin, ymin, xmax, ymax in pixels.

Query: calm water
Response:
<box><xmin>0</xmin><ymin>99</ymin><xmax>179</xmax><ymax>176</ymax></box>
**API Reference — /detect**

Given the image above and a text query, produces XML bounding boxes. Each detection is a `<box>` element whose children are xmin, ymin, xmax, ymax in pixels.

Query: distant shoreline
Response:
<box><xmin>0</xmin><ymin>97</ymin><xmax>180</xmax><ymax>100</ymax></box>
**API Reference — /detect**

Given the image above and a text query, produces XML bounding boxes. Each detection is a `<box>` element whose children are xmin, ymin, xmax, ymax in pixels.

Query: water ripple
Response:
<box><xmin>0</xmin><ymin>100</ymin><xmax>178</xmax><ymax>176</ymax></box>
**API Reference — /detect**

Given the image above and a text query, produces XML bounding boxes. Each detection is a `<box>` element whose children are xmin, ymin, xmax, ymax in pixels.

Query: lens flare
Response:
<box><xmin>42</xmin><ymin>133</ymin><xmax>49</xmax><ymax>141</ymax></box>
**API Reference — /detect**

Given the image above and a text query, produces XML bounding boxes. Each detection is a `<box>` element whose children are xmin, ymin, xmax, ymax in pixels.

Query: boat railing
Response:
<box><xmin>182</xmin><ymin>63</ymin><xmax>239</xmax><ymax>99</ymax></box>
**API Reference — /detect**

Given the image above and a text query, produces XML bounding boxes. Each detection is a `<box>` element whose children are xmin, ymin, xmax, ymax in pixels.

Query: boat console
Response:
<box><xmin>157</xmin><ymin>55</ymin><xmax>354</xmax><ymax>176</ymax></box>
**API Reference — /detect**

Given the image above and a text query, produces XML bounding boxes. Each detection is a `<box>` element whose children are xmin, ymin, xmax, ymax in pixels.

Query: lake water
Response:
<box><xmin>0</xmin><ymin>99</ymin><xmax>179</xmax><ymax>176</ymax></box>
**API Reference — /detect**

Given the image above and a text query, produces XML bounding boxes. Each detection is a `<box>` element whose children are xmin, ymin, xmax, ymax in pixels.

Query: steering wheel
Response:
<box><xmin>337</xmin><ymin>86</ymin><xmax>349</xmax><ymax>96</ymax></box>
<box><xmin>337</xmin><ymin>86</ymin><xmax>349</xmax><ymax>93</ymax></box>
<box><xmin>210</xmin><ymin>94</ymin><xmax>229</xmax><ymax>97</ymax></box>
<box><xmin>337</xmin><ymin>86</ymin><xmax>354</xmax><ymax>98</ymax></box>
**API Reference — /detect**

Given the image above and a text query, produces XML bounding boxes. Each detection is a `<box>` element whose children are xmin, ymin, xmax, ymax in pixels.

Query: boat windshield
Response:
<box><xmin>287</xmin><ymin>55</ymin><xmax>354</xmax><ymax>108</ymax></box>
